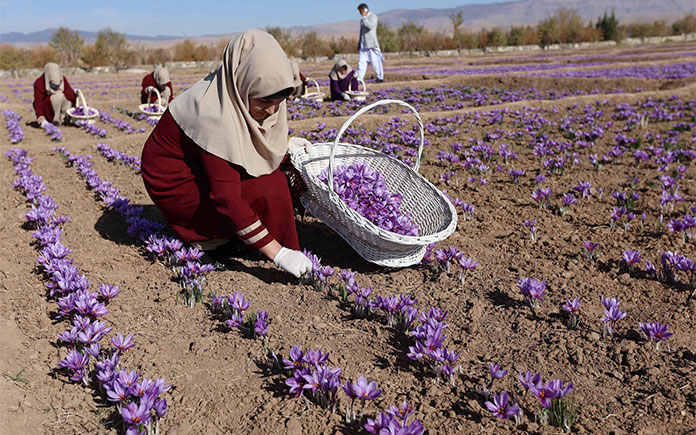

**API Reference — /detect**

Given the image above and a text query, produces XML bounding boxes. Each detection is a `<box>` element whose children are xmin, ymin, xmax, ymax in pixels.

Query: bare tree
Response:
<box><xmin>449</xmin><ymin>11</ymin><xmax>464</xmax><ymax>50</ymax></box>
<box><xmin>398</xmin><ymin>22</ymin><xmax>425</xmax><ymax>57</ymax></box>
<box><xmin>93</xmin><ymin>28</ymin><xmax>132</xmax><ymax>69</ymax></box>
<box><xmin>49</xmin><ymin>27</ymin><xmax>84</xmax><ymax>66</ymax></box>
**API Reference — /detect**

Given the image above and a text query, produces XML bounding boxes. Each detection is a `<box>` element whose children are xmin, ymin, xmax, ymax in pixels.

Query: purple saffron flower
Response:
<box><xmin>517</xmin><ymin>277</ymin><xmax>546</xmax><ymax>311</ymax></box>
<box><xmin>154</xmin><ymin>398</ymin><xmax>168</xmax><ymax>418</ymax></box>
<box><xmin>519</xmin><ymin>370</ymin><xmax>542</xmax><ymax>390</ymax></box>
<box><xmin>342</xmin><ymin>376</ymin><xmax>382</xmax><ymax>401</ymax></box>
<box><xmin>121</xmin><ymin>401</ymin><xmax>151</xmax><ymax>426</ymax></box>
<box><xmin>283</xmin><ymin>345</ymin><xmax>305</xmax><ymax>370</ymax></box>
<box><xmin>485</xmin><ymin>391</ymin><xmax>520</xmax><ymax>420</ymax></box>
<box><xmin>112</xmin><ymin>333</ymin><xmax>135</xmax><ymax>352</ymax></box>
<box><xmin>621</xmin><ymin>249</ymin><xmax>642</xmax><ymax>271</ymax></box>
<box><xmin>639</xmin><ymin>321</ymin><xmax>673</xmax><ymax>347</ymax></box>
<box><xmin>562</xmin><ymin>297</ymin><xmax>581</xmax><ymax>328</ymax></box>
<box><xmin>601</xmin><ymin>304</ymin><xmax>627</xmax><ymax>339</ymax></box>
<box><xmin>254</xmin><ymin>311</ymin><xmax>269</xmax><ymax>337</ymax></box>
<box><xmin>489</xmin><ymin>363</ymin><xmax>508</xmax><ymax>380</ymax></box>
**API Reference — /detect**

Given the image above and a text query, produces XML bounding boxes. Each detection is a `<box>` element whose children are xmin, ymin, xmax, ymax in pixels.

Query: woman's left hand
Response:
<box><xmin>288</xmin><ymin>137</ymin><xmax>312</xmax><ymax>154</ymax></box>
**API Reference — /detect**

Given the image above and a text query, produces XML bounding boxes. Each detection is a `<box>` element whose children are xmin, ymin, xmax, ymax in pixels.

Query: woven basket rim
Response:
<box><xmin>138</xmin><ymin>103</ymin><xmax>166</xmax><ymax>115</ymax></box>
<box><xmin>66</xmin><ymin>106</ymin><xmax>98</xmax><ymax>119</ymax></box>
<box><xmin>293</xmin><ymin>141</ymin><xmax>457</xmax><ymax>245</ymax></box>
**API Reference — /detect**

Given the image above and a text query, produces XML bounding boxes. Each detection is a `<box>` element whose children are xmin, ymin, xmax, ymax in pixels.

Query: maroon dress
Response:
<box><xmin>33</xmin><ymin>75</ymin><xmax>77</xmax><ymax>122</ymax></box>
<box><xmin>140</xmin><ymin>110</ymin><xmax>299</xmax><ymax>251</ymax></box>
<box><xmin>140</xmin><ymin>73</ymin><xmax>174</xmax><ymax>104</ymax></box>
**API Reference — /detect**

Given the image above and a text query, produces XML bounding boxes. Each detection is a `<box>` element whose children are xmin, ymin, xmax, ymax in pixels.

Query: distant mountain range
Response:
<box><xmin>2</xmin><ymin>0</ymin><xmax>694</xmax><ymax>45</ymax></box>
<box><xmin>0</xmin><ymin>28</ymin><xmax>179</xmax><ymax>44</ymax></box>
<box><xmin>289</xmin><ymin>0</ymin><xmax>695</xmax><ymax>37</ymax></box>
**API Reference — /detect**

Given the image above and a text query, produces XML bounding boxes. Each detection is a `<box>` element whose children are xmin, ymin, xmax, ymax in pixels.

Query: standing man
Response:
<box><xmin>356</xmin><ymin>3</ymin><xmax>384</xmax><ymax>83</ymax></box>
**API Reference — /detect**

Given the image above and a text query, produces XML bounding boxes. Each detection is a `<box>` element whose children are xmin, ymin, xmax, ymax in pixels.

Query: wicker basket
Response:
<box><xmin>66</xmin><ymin>89</ymin><xmax>98</xmax><ymax>121</ymax></box>
<box><xmin>345</xmin><ymin>78</ymin><xmax>368</xmax><ymax>101</ymax></box>
<box><xmin>300</xmin><ymin>78</ymin><xmax>325</xmax><ymax>102</ymax></box>
<box><xmin>290</xmin><ymin>99</ymin><xmax>457</xmax><ymax>267</ymax></box>
<box><xmin>138</xmin><ymin>87</ymin><xmax>166</xmax><ymax>117</ymax></box>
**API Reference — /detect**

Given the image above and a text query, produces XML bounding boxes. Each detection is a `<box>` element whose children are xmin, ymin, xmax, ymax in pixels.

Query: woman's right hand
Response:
<box><xmin>273</xmin><ymin>247</ymin><xmax>313</xmax><ymax>278</ymax></box>
<box><xmin>288</xmin><ymin>137</ymin><xmax>312</xmax><ymax>154</ymax></box>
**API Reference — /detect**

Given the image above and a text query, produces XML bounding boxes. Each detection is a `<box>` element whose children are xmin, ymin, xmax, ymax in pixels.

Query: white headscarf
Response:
<box><xmin>169</xmin><ymin>29</ymin><xmax>294</xmax><ymax>177</ymax></box>
<box><xmin>44</xmin><ymin>63</ymin><xmax>64</xmax><ymax>96</ymax></box>
<box><xmin>329</xmin><ymin>59</ymin><xmax>352</xmax><ymax>81</ymax></box>
<box><xmin>153</xmin><ymin>66</ymin><xmax>170</xmax><ymax>87</ymax></box>
<box><xmin>290</xmin><ymin>60</ymin><xmax>302</xmax><ymax>89</ymax></box>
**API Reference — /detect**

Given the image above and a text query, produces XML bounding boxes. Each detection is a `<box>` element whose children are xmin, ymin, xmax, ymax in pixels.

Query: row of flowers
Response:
<box><xmin>6</xmin><ymin>148</ymin><xmax>170</xmax><ymax>435</ymax></box>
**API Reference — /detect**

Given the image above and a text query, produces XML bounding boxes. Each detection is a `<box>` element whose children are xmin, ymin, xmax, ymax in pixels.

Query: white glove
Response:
<box><xmin>288</xmin><ymin>137</ymin><xmax>312</xmax><ymax>154</ymax></box>
<box><xmin>145</xmin><ymin>86</ymin><xmax>156</xmax><ymax>93</ymax></box>
<box><xmin>342</xmin><ymin>92</ymin><xmax>350</xmax><ymax>101</ymax></box>
<box><xmin>40</xmin><ymin>119</ymin><xmax>50</xmax><ymax>128</ymax></box>
<box><xmin>273</xmin><ymin>247</ymin><xmax>313</xmax><ymax>278</ymax></box>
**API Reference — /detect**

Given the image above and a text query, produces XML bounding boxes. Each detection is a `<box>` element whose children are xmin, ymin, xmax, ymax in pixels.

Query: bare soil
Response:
<box><xmin>1</xmin><ymin>43</ymin><xmax>695</xmax><ymax>434</ymax></box>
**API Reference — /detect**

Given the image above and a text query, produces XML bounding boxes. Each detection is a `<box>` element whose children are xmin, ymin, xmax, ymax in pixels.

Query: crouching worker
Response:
<box><xmin>33</xmin><ymin>62</ymin><xmax>77</xmax><ymax>127</ymax></box>
<box><xmin>289</xmin><ymin>60</ymin><xmax>307</xmax><ymax>100</ymax></box>
<box><xmin>141</xmin><ymin>66</ymin><xmax>174</xmax><ymax>106</ymax></box>
<box><xmin>141</xmin><ymin>29</ymin><xmax>314</xmax><ymax>278</ymax></box>
<box><xmin>329</xmin><ymin>59</ymin><xmax>359</xmax><ymax>101</ymax></box>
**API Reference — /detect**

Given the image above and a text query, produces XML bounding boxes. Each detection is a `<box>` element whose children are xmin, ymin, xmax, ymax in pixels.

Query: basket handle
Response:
<box><xmin>357</xmin><ymin>78</ymin><xmax>366</xmax><ymax>93</ymax></box>
<box><xmin>148</xmin><ymin>86</ymin><xmax>163</xmax><ymax>107</ymax></box>
<box><xmin>304</xmin><ymin>78</ymin><xmax>319</xmax><ymax>96</ymax></box>
<box><xmin>328</xmin><ymin>99</ymin><xmax>425</xmax><ymax>191</ymax></box>
<box><xmin>74</xmin><ymin>88</ymin><xmax>87</xmax><ymax>108</ymax></box>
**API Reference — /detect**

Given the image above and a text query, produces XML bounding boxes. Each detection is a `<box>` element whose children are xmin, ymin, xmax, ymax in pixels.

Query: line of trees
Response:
<box><xmin>0</xmin><ymin>12</ymin><xmax>694</xmax><ymax>71</ymax></box>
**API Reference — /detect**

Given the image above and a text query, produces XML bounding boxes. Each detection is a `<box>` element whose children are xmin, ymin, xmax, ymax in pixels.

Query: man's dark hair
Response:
<box><xmin>263</xmin><ymin>87</ymin><xmax>293</xmax><ymax>100</ymax></box>
<box><xmin>357</xmin><ymin>3</ymin><xmax>369</xmax><ymax>11</ymax></box>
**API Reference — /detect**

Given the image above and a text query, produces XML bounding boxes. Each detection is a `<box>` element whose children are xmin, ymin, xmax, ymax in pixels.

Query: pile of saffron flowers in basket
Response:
<box><xmin>71</xmin><ymin>106</ymin><xmax>98</xmax><ymax>117</ymax></box>
<box><xmin>142</xmin><ymin>104</ymin><xmax>164</xmax><ymax>114</ymax></box>
<box><xmin>6</xmin><ymin>148</ymin><xmax>170</xmax><ymax>435</ymax></box>
<box><xmin>317</xmin><ymin>160</ymin><xmax>419</xmax><ymax>236</ymax></box>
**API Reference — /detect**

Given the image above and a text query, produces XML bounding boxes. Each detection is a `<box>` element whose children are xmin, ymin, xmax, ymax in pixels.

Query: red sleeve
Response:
<box><xmin>33</xmin><ymin>76</ymin><xmax>47</xmax><ymax>119</ymax></box>
<box><xmin>63</xmin><ymin>78</ymin><xmax>76</xmax><ymax>105</ymax></box>
<box><xmin>197</xmin><ymin>149</ymin><xmax>274</xmax><ymax>250</ymax></box>
<box><xmin>299</xmin><ymin>72</ymin><xmax>306</xmax><ymax>83</ymax></box>
<box><xmin>167</xmin><ymin>82</ymin><xmax>174</xmax><ymax>102</ymax></box>
<box><xmin>141</xmin><ymin>73</ymin><xmax>156</xmax><ymax>104</ymax></box>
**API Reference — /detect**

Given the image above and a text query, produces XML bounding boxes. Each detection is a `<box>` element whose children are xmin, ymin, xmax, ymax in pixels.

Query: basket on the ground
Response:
<box><xmin>300</xmin><ymin>78</ymin><xmax>325</xmax><ymax>102</ymax></box>
<box><xmin>138</xmin><ymin>87</ymin><xmax>166</xmax><ymax>117</ymax></box>
<box><xmin>66</xmin><ymin>89</ymin><xmax>98</xmax><ymax>122</ymax></box>
<box><xmin>290</xmin><ymin>99</ymin><xmax>457</xmax><ymax>267</ymax></box>
<box><xmin>345</xmin><ymin>78</ymin><xmax>369</xmax><ymax>101</ymax></box>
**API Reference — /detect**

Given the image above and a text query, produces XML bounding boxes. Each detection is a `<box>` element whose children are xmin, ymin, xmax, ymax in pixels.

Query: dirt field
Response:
<box><xmin>1</xmin><ymin>42</ymin><xmax>695</xmax><ymax>434</ymax></box>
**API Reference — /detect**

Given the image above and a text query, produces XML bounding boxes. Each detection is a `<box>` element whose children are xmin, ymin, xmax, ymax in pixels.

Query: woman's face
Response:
<box><xmin>248</xmin><ymin>97</ymin><xmax>285</xmax><ymax>122</ymax></box>
<box><xmin>339</xmin><ymin>66</ymin><xmax>348</xmax><ymax>75</ymax></box>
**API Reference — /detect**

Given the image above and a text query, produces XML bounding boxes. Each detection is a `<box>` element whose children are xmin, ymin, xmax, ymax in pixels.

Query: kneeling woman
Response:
<box><xmin>141</xmin><ymin>29</ymin><xmax>313</xmax><ymax>278</ymax></box>
<box><xmin>329</xmin><ymin>59</ymin><xmax>359</xmax><ymax>101</ymax></box>
<box><xmin>33</xmin><ymin>62</ymin><xmax>77</xmax><ymax>127</ymax></box>
<box><xmin>141</xmin><ymin>65</ymin><xmax>174</xmax><ymax>106</ymax></box>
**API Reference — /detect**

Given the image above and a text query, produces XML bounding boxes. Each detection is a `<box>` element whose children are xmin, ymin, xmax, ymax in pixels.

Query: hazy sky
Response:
<box><xmin>1</xmin><ymin>0</ymin><xmax>509</xmax><ymax>36</ymax></box>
